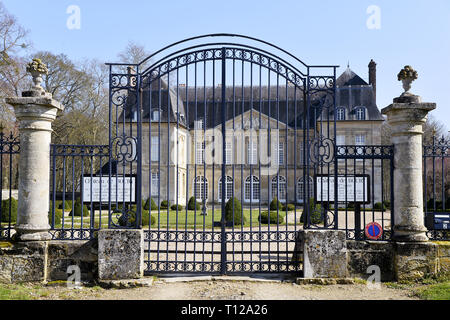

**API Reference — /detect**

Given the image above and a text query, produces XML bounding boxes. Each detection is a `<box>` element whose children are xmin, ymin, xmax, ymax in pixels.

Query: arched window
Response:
<box><xmin>218</xmin><ymin>176</ymin><xmax>234</xmax><ymax>201</ymax></box>
<box><xmin>193</xmin><ymin>176</ymin><xmax>208</xmax><ymax>201</ymax></box>
<box><xmin>297</xmin><ymin>176</ymin><xmax>314</xmax><ymax>203</ymax></box>
<box><xmin>244</xmin><ymin>176</ymin><xmax>260</xmax><ymax>202</ymax></box>
<box><xmin>336</xmin><ymin>107</ymin><xmax>346</xmax><ymax>121</ymax></box>
<box><xmin>271</xmin><ymin>176</ymin><xmax>287</xmax><ymax>202</ymax></box>
<box><xmin>355</xmin><ymin>107</ymin><xmax>366</xmax><ymax>120</ymax></box>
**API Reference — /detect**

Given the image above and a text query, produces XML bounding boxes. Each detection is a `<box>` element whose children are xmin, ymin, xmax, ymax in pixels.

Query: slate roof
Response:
<box><xmin>121</xmin><ymin>66</ymin><xmax>384</xmax><ymax>127</ymax></box>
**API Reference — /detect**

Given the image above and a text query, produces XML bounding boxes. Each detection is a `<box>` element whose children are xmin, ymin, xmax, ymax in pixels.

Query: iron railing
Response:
<box><xmin>0</xmin><ymin>131</ymin><xmax>19</xmax><ymax>240</ymax></box>
<box><xmin>424</xmin><ymin>135</ymin><xmax>450</xmax><ymax>240</ymax></box>
<box><xmin>49</xmin><ymin>144</ymin><xmax>110</xmax><ymax>240</ymax></box>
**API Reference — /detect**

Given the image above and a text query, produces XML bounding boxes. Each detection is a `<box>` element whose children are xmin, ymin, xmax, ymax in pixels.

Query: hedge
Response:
<box><xmin>69</xmin><ymin>199</ymin><xmax>89</xmax><ymax>217</ymax></box>
<box><xmin>1</xmin><ymin>198</ymin><xmax>18</xmax><ymax>223</ymax></box>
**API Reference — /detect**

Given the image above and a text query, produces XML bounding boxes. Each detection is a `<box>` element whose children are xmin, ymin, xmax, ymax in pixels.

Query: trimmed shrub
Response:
<box><xmin>69</xmin><ymin>199</ymin><xmax>89</xmax><ymax>217</ymax></box>
<box><xmin>259</xmin><ymin>211</ymin><xmax>284</xmax><ymax>224</ymax></box>
<box><xmin>1</xmin><ymin>198</ymin><xmax>18</xmax><ymax>223</ymax></box>
<box><xmin>283</xmin><ymin>204</ymin><xmax>295</xmax><ymax>211</ymax></box>
<box><xmin>187</xmin><ymin>197</ymin><xmax>201</xmax><ymax>210</ymax></box>
<box><xmin>58</xmin><ymin>200</ymin><xmax>72</xmax><ymax>210</ymax></box>
<box><xmin>225</xmin><ymin>197</ymin><xmax>244</xmax><ymax>225</ymax></box>
<box><xmin>171</xmin><ymin>204</ymin><xmax>183</xmax><ymax>211</ymax></box>
<box><xmin>144</xmin><ymin>198</ymin><xmax>158</xmax><ymax>211</ymax></box>
<box><xmin>160</xmin><ymin>200</ymin><xmax>170</xmax><ymax>209</ymax></box>
<box><xmin>374</xmin><ymin>202</ymin><xmax>386</xmax><ymax>210</ymax></box>
<box><xmin>141</xmin><ymin>210</ymin><xmax>156</xmax><ymax>227</ymax></box>
<box><xmin>48</xmin><ymin>209</ymin><xmax>62</xmax><ymax>226</ymax></box>
<box><xmin>270</xmin><ymin>197</ymin><xmax>282</xmax><ymax>211</ymax></box>
<box><xmin>118</xmin><ymin>208</ymin><xmax>155</xmax><ymax>227</ymax></box>
<box><xmin>383</xmin><ymin>200</ymin><xmax>391</xmax><ymax>209</ymax></box>
<box><xmin>300</xmin><ymin>198</ymin><xmax>324</xmax><ymax>224</ymax></box>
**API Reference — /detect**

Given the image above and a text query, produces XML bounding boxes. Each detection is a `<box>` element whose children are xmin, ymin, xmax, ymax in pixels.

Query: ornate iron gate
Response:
<box><xmin>107</xmin><ymin>34</ymin><xmax>338</xmax><ymax>275</ymax></box>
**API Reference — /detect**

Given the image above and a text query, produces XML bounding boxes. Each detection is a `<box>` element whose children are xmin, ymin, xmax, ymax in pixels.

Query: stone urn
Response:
<box><xmin>402</xmin><ymin>78</ymin><xmax>413</xmax><ymax>93</ymax></box>
<box><xmin>26</xmin><ymin>58</ymin><xmax>48</xmax><ymax>93</ymax></box>
<box><xmin>397</xmin><ymin>65</ymin><xmax>418</xmax><ymax>94</ymax></box>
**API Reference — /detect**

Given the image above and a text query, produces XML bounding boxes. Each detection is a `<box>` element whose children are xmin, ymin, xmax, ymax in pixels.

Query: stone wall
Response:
<box><xmin>0</xmin><ymin>236</ymin><xmax>448</xmax><ymax>284</ymax></box>
<box><xmin>0</xmin><ymin>240</ymin><xmax>97</xmax><ymax>283</ymax></box>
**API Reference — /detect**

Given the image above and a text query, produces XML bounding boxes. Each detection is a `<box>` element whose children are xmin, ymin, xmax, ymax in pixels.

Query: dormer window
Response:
<box><xmin>336</xmin><ymin>107</ymin><xmax>346</xmax><ymax>121</ymax></box>
<box><xmin>355</xmin><ymin>107</ymin><xmax>366</xmax><ymax>120</ymax></box>
<box><xmin>151</xmin><ymin>108</ymin><xmax>162</xmax><ymax>121</ymax></box>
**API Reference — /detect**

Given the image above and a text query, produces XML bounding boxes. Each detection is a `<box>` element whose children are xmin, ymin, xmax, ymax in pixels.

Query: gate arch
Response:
<box><xmin>107</xmin><ymin>34</ymin><xmax>338</xmax><ymax>275</ymax></box>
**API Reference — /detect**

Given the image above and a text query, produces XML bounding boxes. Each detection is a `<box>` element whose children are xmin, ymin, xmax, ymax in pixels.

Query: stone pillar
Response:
<box><xmin>381</xmin><ymin>66</ymin><xmax>435</xmax><ymax>242</ymax></box>
<box><xmin>6</xmin><ymin>59</ymin><xmax>63</xmax><ymax>241</ymax></box>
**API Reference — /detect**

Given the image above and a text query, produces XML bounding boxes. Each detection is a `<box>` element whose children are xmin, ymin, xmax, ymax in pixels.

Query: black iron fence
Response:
<box><xmin>333</xmin><ymin>145</ymin><xmax>394</xmax><ymax>241</ymax></box>
<box><xmin>0</xmin><ymin>131</ymin><xmax>19</xmax><ymax>240</ymax></box>
<box><xmin>424</xmin><ymin>135</ymin><xmax>450</xmax><ymax>240</ymax></box>
<box><xmin>49</xmin><ymin>144</ymin><xmax>110</xmax><ymax>240</ymax></box>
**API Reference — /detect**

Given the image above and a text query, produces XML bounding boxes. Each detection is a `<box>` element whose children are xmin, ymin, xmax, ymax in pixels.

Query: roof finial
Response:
<box><xmin>347</xmin><ymin>61</ymin><xmax>350</xmax><ymax>69</ymax></box>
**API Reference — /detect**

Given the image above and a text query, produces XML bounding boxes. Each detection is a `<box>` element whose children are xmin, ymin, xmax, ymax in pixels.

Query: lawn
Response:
<box><xmin>50</xmin><ymin>208</ymin><xmax>298</xmax><ymax>229</ymax></box>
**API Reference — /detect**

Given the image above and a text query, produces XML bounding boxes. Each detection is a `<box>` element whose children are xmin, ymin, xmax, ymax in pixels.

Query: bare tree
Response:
<box><xmin>0</xmin><ymin>2</ymin><xmax>31</xmax><ymax>129</ymax></box>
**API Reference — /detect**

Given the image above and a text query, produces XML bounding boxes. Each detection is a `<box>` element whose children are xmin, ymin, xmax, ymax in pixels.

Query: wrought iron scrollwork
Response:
<box><xmin>309</xmin><ymin>136</ymin><xmax>335</xmax><ymax>165</ymax></box>
<box><xmin>111</xmin><ymin>134</ymin><xmax>137</xmax><ymax>165</ymax></box>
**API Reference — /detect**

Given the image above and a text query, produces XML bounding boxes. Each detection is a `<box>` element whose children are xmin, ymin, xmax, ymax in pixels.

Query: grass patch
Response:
<box><xmin>414</xmin><ymin>282</ymin><xmax>450</xmax><ymax>300</ymax></box>
<box><xmin>0</xmin><ymin>283</ymin><xmax>50</xmax><ymax>300</ymax></box>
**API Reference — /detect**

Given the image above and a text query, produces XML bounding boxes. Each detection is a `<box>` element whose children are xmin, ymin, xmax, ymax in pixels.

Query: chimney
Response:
<box><xmin>368</xmin><ymin>59</ymin><xmax>377</xmax><ymax>105</ymax></box>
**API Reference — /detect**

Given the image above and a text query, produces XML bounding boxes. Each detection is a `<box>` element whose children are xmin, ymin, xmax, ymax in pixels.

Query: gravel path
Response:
<box><xmin>42</xmin><ymin>279</ymin><xmax>417</xmax><ymax>300</ymax></box>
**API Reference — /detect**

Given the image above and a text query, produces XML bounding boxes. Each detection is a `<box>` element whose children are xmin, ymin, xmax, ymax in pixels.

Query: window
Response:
<box><xmin>271</xmin><ymin>176</ymin><xmax>287</xmax><ymax>202</ymax></box>
<box><xmin>218</xmin><ymin>176</ymin><xmax>234</xmax><ymax>201</ymax></box>
<box><xmin>355</xmin><ymin>134</ymin><xmax>366</xmax><ymax>145</ymax></box>
<box><xmin>355</xmin><ymin>134</ymin><xmax>366</xmax><ymax>158</ymax></box>
<box><xmin>277</xmin><ymin>142</ymin><xmax>285</xmax><ymax>165</ymax></box>
<box><xmin>297</xmin><ymin>176</ymin><xmax>314</xmax><ymax>202</ymax></box>
<box><xmin>150</xmin><ymin>172</ymin><xmax>159</xmax><ymax>197</ymax></box>
<box><xmin>195</xmin><ymin>141</ymin><xmax>205</xmax><ymax>164</ymax></box>
<box><xmin>225</xmin><ymin>141</ymin><xmax>233</xmax><ymax>165</ymax></box>
<box><xmin>194</xmin><ymin>117</ymin><xmax>205</xmax><ymax>130</ymax></box>
<box><xmin>337</xmin><ymin>107</ymin><xmax>346</xmax><ymax>121</ymax></box>
<box><xmin>151</xmin><ymin>136</ymin><xmax>159</xmax><ymax>162</ymax></box>
<box><xmin>151</xmin><ymin>109</ymin><xmax>161</xmax><ymax>121</ymax></box>
<box><xmin>194</xmin><ymin>176</ymin><xmax>208</xmax><ymax>200</ymax></box>
<box><xmin>336</xmin><ymin>135</ymin><xmax>346</xmax><ymax>146</ymax></box>
<box><xmin>244</xmin><ymin>176</ymin><xmax>260</xmax><ymax>202</ymax></box>
<box><xmin>248</xmin><ymin>140</ymin><xmax>258</xmax><ymax>165</ymax></box>
<box><xmin>355</xmin><ymin>107</ymin><xmax>366</xmax><ymax>120</ymax></box>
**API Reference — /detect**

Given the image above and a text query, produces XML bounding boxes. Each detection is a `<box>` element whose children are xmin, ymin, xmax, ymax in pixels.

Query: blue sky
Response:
<box><xmin>3</xmin><ymin>0</ymin><xmax>450</xmax><ymax>130</ymax></box>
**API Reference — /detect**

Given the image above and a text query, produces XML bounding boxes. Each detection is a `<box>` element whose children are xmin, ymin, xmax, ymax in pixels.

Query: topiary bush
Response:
<box><xmin>171</xmin><ymin>204</ymin><xmax>183</xmax><ymax>211</ymax></box>
<box><xmin>270</xmin><ymin>197</ymin><xmax>282</xmax><ymax>211</ymax></box>
<box><xmin>283</xmin><ymin>204</ymin><xmax>295</xmax><ymax>211</ymax></box>
<box><xmin>144</xmin><ymin>198</ymin><xmax>158</xmax><ymax>211</ymax></box>
<box><xmin>300</xmin><ymin>198</ymin><xmax>324</xmax><ymax>225</ymax></box>
<box><xmin>48</xmin><ymin>209</ymin><xmax>62</xmax><ymax>226</ymax></box>
<box><xmin>160</xmin><ymin>200</ymin><xmax>170</xmax><ymax>209</ymax></box>
<box><xmin>58</xmin><ymin>200</ymin><xmax>72</xmax><ymax>210</ymax></box>
<box><xmin>225</xmin><ymin>197</ymin><xmax>244</xmax><ymax>225</ymax></box>
<box><xmin>1</xmin><ymin>198</ymin><xmax>18</xmax><ymax>223</ymax></box>
<box><xmin>374</xmin><ymin>202</ymin><xmax>386</xmax><ymax>210</ymax></box>
<box><xmin>69</xmin><ymin>199</ymin><xmax>89</xmax><ymax>217</ymax></box>
<box><xmin>118</xmin><ymin>207</ymin><xmax>155</xmax><ymax>227</ymax></box>
<box><xmin>187</xmin><ymin>196</ymin><xmax>201</xmax><ymax>210</ymax></box>
<box><xmin>383</xmin><ymin>200</ymin><xmax>391</xmax><ymax>209</ymax></box>
<box><xmin>259</xmin><ymin>211</ymin><xmax>284</xmax><ymax>224</ymax></box>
